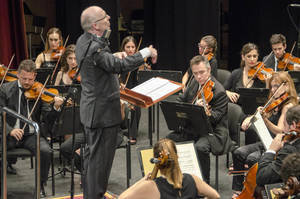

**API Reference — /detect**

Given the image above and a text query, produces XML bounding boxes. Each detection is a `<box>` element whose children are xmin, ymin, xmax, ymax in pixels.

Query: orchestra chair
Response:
<box><xmin>216</xmin><ymin>69</ymin><xmax>231</xmax><ymax>85</ymax></box>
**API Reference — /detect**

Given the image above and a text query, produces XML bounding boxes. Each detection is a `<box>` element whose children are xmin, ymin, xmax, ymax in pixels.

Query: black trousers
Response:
<box><xmin>7</xmin><ymin>135</ymin><xmax>51</xmax><ymax>183</ymax></box>
<box><xmin>166</xmin><ymin>131</ymin><xmax>211</xmax><ymax>184</ymax></box>
<box><xmin>83</xmin><ymin>125</ymin><xmax>119</xmax><ymax>199</ymax></box>
<box><xmin>60</xmin><ymin>133</ymin><xmax>86</xmax><ymax>172</ymax></box>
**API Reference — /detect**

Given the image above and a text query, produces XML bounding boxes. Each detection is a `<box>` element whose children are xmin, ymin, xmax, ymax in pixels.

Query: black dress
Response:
<box><xmin>154</xmin><ymin>173</ymin><xmax>198</xmax><ymax>199</ymax></box>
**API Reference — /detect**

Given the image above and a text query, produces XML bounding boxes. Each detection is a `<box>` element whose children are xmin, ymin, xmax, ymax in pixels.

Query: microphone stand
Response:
<box><xmin>1</xmin><ymin>107</ymin><xmax>40</xmax><ymax>199</ymax></box>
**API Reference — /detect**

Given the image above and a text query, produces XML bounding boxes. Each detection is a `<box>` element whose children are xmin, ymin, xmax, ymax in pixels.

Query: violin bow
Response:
<box><xmin>50</xmin><ymin>35</ymin><xmax>70</xmax><ymax>84</ymax></box>
<box><xmin>123</xmin><ymin>36</ymin><xmax>143</xmax><ymax>88</ymax></box>
<box><xmin>245</xmin><ymin>51</ymin><xmax>273</xmax><ymax>88</ymax></box>
<box><xmin>22</xmin><ymin>75</ymin><xmax>50</xmax><ymax>131</ymax></box>
<box><xmin>283</xmin><ymin>41</ymin><xmax>296</xmax><ymax>71</ymax></box>
<box><xmin>0</xmin><ymin>54</ymin><xmax>15</xmax><ymax>87</ymax></box>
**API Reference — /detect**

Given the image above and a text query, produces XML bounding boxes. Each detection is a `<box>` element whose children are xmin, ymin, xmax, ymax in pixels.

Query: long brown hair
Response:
<box><xmin>60</xmin><ymin>44</ymin><xmax>76</xmax><ymax>73</ymax></box>
<box><xmin>153</xmin><ymin>138</ymin><xmax>183</xmax><ymax>189</ymax></box>
<box><xmin>44</xmin><ymin>27</ymin><xmax>63</xmax><ymax>52</ymax></box>
<box><xmin>120</xmin><ymin>36</ymin><xmax>137</xmax><ymax>52</ymax></box>
<box><xmin>267</xmin><ymin>72</ymin><xmax>298</xmax><ymax>106</ymax></box>
<box><xmin>240</xmin><ymin>43</ymin><xmax>259</xmax><ymax>68</ymax></box>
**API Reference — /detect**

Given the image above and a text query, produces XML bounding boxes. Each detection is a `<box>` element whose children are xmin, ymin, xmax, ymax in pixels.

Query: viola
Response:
<box><xmin>50</xmin><ymin>46</ymin><xmax>65</xmax><ymax>60</ymax></box>
<box><xmin>264</xmin><ymin>92</ymin><xmax>289</xmax><ymax>114</ymax></box>
<box><xmin>24</xmin><ymin>82</ymin><xmax>60</xmax><ymax>103</ymax></box>
<box><xmin>0</xmin><ymin>65</ymin><xmax>18</xmax><ymax>82</ymax></box>
<box><xmin>277</xmin><ymin>52</ymin><xmax>300</xmax><ymax>71</ymax></box>
<box><xmin>149</xmin><ymin>150</ymin><xmax>169</xmax><ymax>180</ymax></box>
<box><xmin>248</xmin><ymin>62</ymin><xmax>274</xmax><ymax>81</ymax></box>
<box><xmin>68</xmin><ymin>68</ymin><xmax>81</xmax><ymax>82</ymax></box>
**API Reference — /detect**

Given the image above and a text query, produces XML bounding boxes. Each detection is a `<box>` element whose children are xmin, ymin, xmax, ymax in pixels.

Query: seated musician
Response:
<box><xmin>166</xmin><ymin>55</ymin><xmax>231</xmax><ymax>184</ymax></box>
<box><xmin>0</xmin><ymin>59</ymin><xmax>64</xmax><ymax>197</ymax></box>
<box><xmin>256</xmin><ymin>105</ymin><xmax>300</xmax><ymax>186</ymax></box>
<box><xmin>224</xmin><ymin>43</ymin><xmax>267</xmax><ymax>145</ymax></box>
<box><xmin>35</xmin><ymin>27</ymin><xmax>64</xmax><ymax>69</ymax></box>
<box><xmin>263</xmin><ymin>33</ymin><xmax>300</xmax><ymax>71</ymax></box>
<box><xmin>118</xmin><ymin>138</ymin><xmax>220</xmax><ymax>199</ymax></box>
<box><xmin>231</xmin><ymin>72</ymin><xmax>298</xmax><ymax>198</ymax></box>
<box><xmin>182</xmin><ymin>35</ymin><xmax>218</xmax><ymax>91</ymax></box>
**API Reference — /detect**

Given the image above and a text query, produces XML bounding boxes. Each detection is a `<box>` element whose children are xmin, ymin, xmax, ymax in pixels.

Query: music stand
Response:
<box><xmin>36</xmin><ymin>67</ymin><xmax>54</xmax><ymax>83</ymax></box>
<box><xmin>136</xmin><ymin>70</ymin><xmax>183</xmax><ymax>145</ymax></box>
<box><xmin>237</xmin><ymin>88</ymin><xmax>269</xmax><ymax>115</ymax></box>
<box><xmin>160</xmin><ymin>101</ymin><xmax>209</xmax><ymax>137</ymax></box>
<box><xmin>288</xmin><ymin>71</ymin><xmax>300</xmax><ymax>93</ymax></box>
<box><xmin>46</xmin><ymin>84</ymin><xmax>82</xmax><ymax>105</ymax></box>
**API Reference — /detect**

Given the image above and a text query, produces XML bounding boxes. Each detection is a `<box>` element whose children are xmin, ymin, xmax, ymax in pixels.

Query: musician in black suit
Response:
<box><xmin>167</xmin><ymin>55</ymin><xmax>231</xmax><ymax>184</ymax></box>
<box><xmin>0</xmin><ymin>59</ymin><xmax>63</xmax><ymax>197</ymax></box>
<box><xmin>76</xmin><ymin>6</ymin><xmax>157</xmax><ymax>199</ymax></box>
<box><xmin>256</xmin><ymin>105</ymin><xmax>300</xmax><ymax>186</ymax></box>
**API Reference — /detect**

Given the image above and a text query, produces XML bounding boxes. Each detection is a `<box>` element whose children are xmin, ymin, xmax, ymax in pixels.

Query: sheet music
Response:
<box><xmin>252</xmin><ymin>111</ymin><xmax>273</xmax><ymax>150</ymax></box>
<box><xmin>132</xmin><ymin>77</ymin><xmax>182</xmax><ymax>101</ymax></box>
<box><xmin>176</xmin><ymin>142</ymin><xmax>202</xmax><ymax>179</ymax></box>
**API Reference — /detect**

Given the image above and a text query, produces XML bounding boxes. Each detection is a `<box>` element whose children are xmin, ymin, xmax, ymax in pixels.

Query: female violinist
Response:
<box><xmin>224</xmin><ymin>43</ymin><xmax>266</xmax><ymax>104</ymax></box>
<box><xmin>231</xmin><ymin>72</ymin><xmax>298</xmax><ymax>198</ymax></box>
<box><xmin>182</xmin><ymin>35</ymin><xmax>218</xmax><ymax>91</ymax></box>
<box><xmin>119</xmin><ymin>138</ymin><xmax>220</xmax><ymax>199</ymax></box>
<box><xmin>35</xmin><ymin>27</ymin><xmax>64</xmax><ymax>69</ymax></box>
<box><xmin>54</xmin><ymin>44</ymin><xmax>79</xmax><ymax>85</ymax></box>
<box><xmin>119</xmin><ymin>36</ymin><xmax>144</xmax><ymax>144</ymax></box>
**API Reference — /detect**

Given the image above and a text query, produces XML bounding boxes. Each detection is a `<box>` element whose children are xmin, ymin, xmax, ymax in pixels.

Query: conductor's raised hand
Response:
<box><xmin>148</xmin><ymin>45</ymin><xmax>158</xmax><ymax>64</ymax></box>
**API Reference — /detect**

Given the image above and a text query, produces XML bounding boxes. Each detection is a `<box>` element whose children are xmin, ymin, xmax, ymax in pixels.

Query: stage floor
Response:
<box><xmin>5</xmin><ymin>100</ymin><xmax>235</xmax><ymax>199</ymax></box>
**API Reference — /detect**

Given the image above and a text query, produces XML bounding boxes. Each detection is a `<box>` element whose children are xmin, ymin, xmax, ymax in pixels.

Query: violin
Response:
<box><xmin>193</xmin><ymin>78</ymin><xmax>214</xmax><ymax>116</ymax></box>
<box><xmin>264</xmin><ymin>92</ymin><xmax>289</xmax><ymax>114</ymax></box>
<box><xmin>50</xmin><ymin>46</ymin><xmax>65</xmax><ymax>60</ymax></box>
<box><xmin>277</xmin><ymin>52</ymin><xmax>300</xmax><ymax>71</ymax></box>
<box><xmin>283</xmin><ymin>121</ymin><xmax>300</xmax><ymax>142</ymax></box>
<box><xmin>24</xmin><ymin>82</ymin><xmax>60</xmax><ymax>103</ymax></box>
<box><xmin>149</xmin><ymin>150</ymin><xmax>169</xmax><ymax>180</ymax></box>
<box><xmin>273</xmin><ymin>177</ymin><xmax>300</xmax><ymax>199</ymax></box>
<box><xmin>0</xmin><ymin>65</ymin><xmax>18</xmax><ymax>82</ymax></box>
<box><xmin>205</xmin><ymin>52</ymin><xmax>214</xmax><ymax>61</ymax></box>
<box><xmin>68</xmin><ymin>68</ymin><xmax>81</xmax><ymax>82</ymax></box>
<box><xmin>248</xmin><ymin>62</ymin><xmax>274</xmax><ymax>81</ymax></box>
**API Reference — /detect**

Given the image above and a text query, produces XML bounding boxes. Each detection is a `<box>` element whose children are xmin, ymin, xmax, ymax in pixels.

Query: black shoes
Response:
<box><xmin>7</xmin><ymin>164</ymin><xmax>17</xmax><ymax>175</ymax></box>
<box><xmin>40</xmin><ymin>182</ymin><xmax>47</xmax><ymax>198</ymax></box>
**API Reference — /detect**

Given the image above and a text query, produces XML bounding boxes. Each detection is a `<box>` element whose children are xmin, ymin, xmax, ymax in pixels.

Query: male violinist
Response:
<box><xmin>263</xmin><ymin>34</ymin><xmax>300</xmax><ymax>71</ymax></box>
<box><xmin>167</xmin><ymin>55</ymin><xmax>231</xmax><ymax>184</ymax></box>
<box><xmin>0</xmin><ymin>59</ymin><xmax>64</xmax><ymax>197</ymax></box>
<box><xmin>256</xmin><ymin>104</ymin><xmax>300</xmax><ymax>187</ymax></box>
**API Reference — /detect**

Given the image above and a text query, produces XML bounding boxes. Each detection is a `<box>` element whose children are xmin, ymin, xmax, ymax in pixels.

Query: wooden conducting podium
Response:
<box><xmin>120</xmin><ymin>77</ymin><xmax>183</xmax><ymax>145</ymax></box>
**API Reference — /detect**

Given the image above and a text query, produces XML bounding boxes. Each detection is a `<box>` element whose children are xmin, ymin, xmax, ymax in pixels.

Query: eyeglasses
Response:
<box><xmin>197</xmin><ymin>43</ymin><xmax>207</xmax><ymax>49</ymax></box>
<box><xmin>94</xmin><ymin>14</ymin><xmax>107</xmax><ymax>23</ymax></box>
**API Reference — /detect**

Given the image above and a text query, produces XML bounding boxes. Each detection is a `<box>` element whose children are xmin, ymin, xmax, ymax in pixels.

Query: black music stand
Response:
<box><xmin>160</xmin><ymin>101</ymin><xmax>209</xmax><ymax>137</ymax></box>
<box><xmin>36</xmin><ymin>67</ymin><xmax>54</xmax><ymax>83</ymax></box>
<box><xmin>288</xmin><ymin>70</ymin><xmax>300</xmax><ymax>93</ymax></box>
<box><xmin>237</xmin><ymin>88</ymin><xmax>269</xmax><ymax>115</ymax></box>
<box><xmin>137</xmin><ymin>70</ymin><xmax>183</xmax><ymax>145</ymax></box>
<box><xmin>46</xmin><ymin>84</ymin><xmax>82</xmax><ymax>195</ymax></box>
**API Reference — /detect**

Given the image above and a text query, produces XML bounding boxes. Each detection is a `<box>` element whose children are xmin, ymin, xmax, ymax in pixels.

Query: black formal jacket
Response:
<box><xmin>177</xmin><ymin>76</ymin><xmax>231</xmax><ymax>155</ymax></box>
<box><xmin>256</xmin><ymin>138</ymin><xmax>300</xmax><ymax>186</ymax></box>
<box><xmin>76</xmin><ymin>32</ymin><xmax>145</xmax><ymax>128</ymax></box>
<box><xmin>0</xmin><ymin>80</ymin><xmax>57</xmax><ymax>137</ymax></box>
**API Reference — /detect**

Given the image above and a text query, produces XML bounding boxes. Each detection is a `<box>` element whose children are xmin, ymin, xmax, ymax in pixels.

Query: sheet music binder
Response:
<box><xmin>36</xmin><ymin>67</ymin><xmax>54</xmax><ymax>83</ymax></box>
<box><xmin>237</xmin><ymin>87</ymin><xmax>269</xmax><ymax>115</ymax></box>
<box><xmin>160</xmin><ymin>100</ymin><xmax>209</xmax><ymax>137</ymax></box>
<box><xmin>137</xmin><ymin>70</ymin><xmax>182</xmax><ymax>84</ymax></box>
<box><xmin>120</xmin><ymin>77</ymin><xmax>183</xmax><ymax>108</ymax></box>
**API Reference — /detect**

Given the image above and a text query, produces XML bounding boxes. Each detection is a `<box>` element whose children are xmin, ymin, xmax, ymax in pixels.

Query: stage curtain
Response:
<box><xmin>0</xmin><ymin>0</ymin><xmax>28</xmax><ymax>69</ymax></box>
<box><xmin>144</xmin><ymin>0</ymin><xmax>220</xmax><ymax>72</ymax></box>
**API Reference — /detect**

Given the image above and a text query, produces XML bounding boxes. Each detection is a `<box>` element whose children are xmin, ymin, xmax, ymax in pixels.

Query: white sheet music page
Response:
<box><xmin>252</xmin><ymin>111</ymin><xmax>273</xmax><ymax>150</ymax></box>
<box><xmin>131</xmin><ymin>77</ymin><xmax>182</xmax><ymax>101</ymax></box>
<box><xmin>176</xmin><ymin>142</ymin><xmax>203</xmax><ymax>179</ymax></box>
